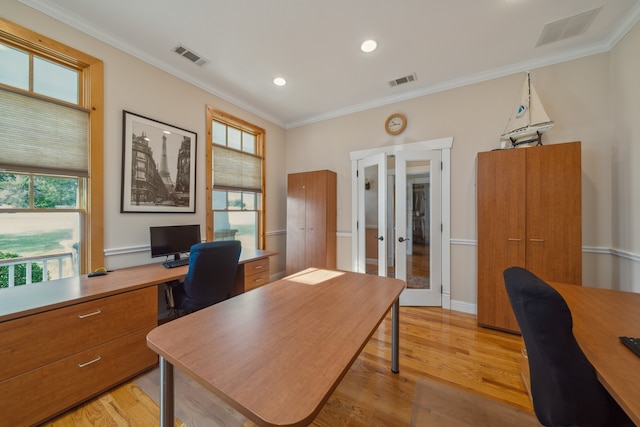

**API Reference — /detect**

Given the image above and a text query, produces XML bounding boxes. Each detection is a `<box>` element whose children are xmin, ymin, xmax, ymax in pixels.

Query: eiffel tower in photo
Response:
<box><xmin>158</xmin><ymin>133</ymin><xmax>175</xmax><ymax>192</ymax></box>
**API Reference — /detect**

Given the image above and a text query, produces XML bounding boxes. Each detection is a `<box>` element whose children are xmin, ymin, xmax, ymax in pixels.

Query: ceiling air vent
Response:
<box><xmin>536</xmin><ymin>8</ymin><xmax>601</xmax><ymax>47</ymax></box>
<box><xmin>172</xmin><ymin>44</ymin><xmax>208</xmax><ymax>66</ymax></box>
<box><xmin>389</xmin><ymin>73</ymin><xmax>417</xmax><ymax>87</ymax></box>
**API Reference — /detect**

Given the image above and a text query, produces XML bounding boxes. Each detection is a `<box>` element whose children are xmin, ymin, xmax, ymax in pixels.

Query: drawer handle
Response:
<box><xmin>253</xmin><ymin>278</ymin><xmax>264</xmax><ymax>283</ymax></box>
<box><xmin>529</xmin><ymin>238</ymin><xmax>544</xmax><ymax>242</ymax></box>
<box><xmin>78</xmin><ymin>356</ymin><xmax>101</xmax><ymax>368</ymax></box>
<box><xmin>507</xmin><ymin>238</ymin><xmax>521</xmax><ymax>242</ymax></box>
<box><xmin>254</xmin><ymin>265</ymin><xmax>265</xmax><ymax>269</ymax></box>
<box><xmin>78</xmin><ymin>310</ymin><xmax>102</xmax><ymax>319</ymax></box>
<box><xmin>522</xmin><ymin>349</ymin><xmax>528</xmax><ymax>359</ymax></box>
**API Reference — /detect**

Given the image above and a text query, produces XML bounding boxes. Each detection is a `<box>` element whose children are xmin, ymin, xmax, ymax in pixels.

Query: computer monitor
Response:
<box><xmin>149</xmin><ymin>224</ymin><xmax>201</xmax><ymax>261</ymax></box>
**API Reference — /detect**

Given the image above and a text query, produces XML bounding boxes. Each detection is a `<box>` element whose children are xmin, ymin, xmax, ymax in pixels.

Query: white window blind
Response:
<box><xmin>0</xmin><ymin>88</ymin><xmax>88</xmax><ymax>176</ymax></box>
<box><xmin>213</xmin><ymin>144</ymin><xmax>262</xmax><ymax>192</ymax></box>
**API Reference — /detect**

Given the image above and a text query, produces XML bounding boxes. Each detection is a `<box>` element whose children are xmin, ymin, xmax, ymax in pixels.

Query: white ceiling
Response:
<box><xmin>20</xmin><ymin>0</ymin><xmax>640</xmax><ymax>128</ymax></box>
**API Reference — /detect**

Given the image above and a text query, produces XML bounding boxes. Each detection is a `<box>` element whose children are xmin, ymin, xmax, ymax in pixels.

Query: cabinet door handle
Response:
<box><xmin>522</xmin><ymin>348</ymin><xmax>528</xmax><ymax>359</ymax></box>
<box><xmin>78</xmin><ymin>356</ymin><xmax>101</xmax><ymax>368</ymax></box>
<box><xmin>529</xmin><ymin>238</ymin><xmax>545</xmax><ymax>242</ymax></box>
<box><xmin>78</xmin><ymin>310</ymin><xmax>102</xmax><ymax>319</ymax></box>
<box><xmin>507</xmin><ymin>238</ymin><xmax>521</xmax><ymax>242</ymax></box>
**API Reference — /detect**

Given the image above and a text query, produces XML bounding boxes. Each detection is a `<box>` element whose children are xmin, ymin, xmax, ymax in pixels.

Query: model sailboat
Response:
<box><xmin>500</xmin><ymin>71</ymin><xmax>554</xmax><ymax>148</ymax></box>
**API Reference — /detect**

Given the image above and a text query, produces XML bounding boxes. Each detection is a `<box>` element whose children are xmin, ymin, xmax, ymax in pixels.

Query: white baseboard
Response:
<box><xmin>449</xmin><ymin>299</ymin><xmax>477</xmax><ymax>315</ymax></box>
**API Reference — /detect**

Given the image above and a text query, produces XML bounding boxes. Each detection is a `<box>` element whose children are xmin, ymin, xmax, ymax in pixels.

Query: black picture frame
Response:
<box><xmin>121</xmin><ymin>111</ymin><xmax>196</xmax><ymax>213</ymax></box>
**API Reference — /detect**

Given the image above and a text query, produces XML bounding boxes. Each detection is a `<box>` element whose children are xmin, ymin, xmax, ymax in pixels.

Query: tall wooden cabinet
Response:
<box><xmin>477</xmin><ymin>142</ymin><xmax>582</xmax><ymax>333</ymax></box>
<box><xmin>286</xmin><ymin>170</ymin><xmax>337</xmax><ymax>275</ymax></box>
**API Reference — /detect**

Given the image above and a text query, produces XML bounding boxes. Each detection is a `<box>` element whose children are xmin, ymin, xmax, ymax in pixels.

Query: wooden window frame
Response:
<box><xmin>206</xmin><ymin>106</ymin><xmax>266</xmax><ymax>249</ymax></box>
<box><xmin>0</xmin><ymin>18</ymin><xmax>104</xmax><ymax>272</ymax></box>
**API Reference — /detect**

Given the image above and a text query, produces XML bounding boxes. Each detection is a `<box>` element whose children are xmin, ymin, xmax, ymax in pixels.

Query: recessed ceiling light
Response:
<box><xmin>361</xmin><ymin>39</ymin><xmax>377</xmax><ymax>53</ymax></box>
<box><xmin>273</xmin><ymin>77</ymin><xmax>287</xmax><ymax>86</ymax></box>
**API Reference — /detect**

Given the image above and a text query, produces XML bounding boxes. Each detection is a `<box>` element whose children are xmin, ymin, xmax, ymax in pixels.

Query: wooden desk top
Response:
<box><xmin>0</xmin><ymin>248</ymin><xmax>276</xmax><ymax>322</ymax></box>
<box><xmin>146</xmin><ymin>268</ymin><xmax>405</xmax><ymax>427</ymax></box>
<box><xmin>550</xmin><ymin>282</ymin><xmax>640</xmax><ymax>425</ymax></box>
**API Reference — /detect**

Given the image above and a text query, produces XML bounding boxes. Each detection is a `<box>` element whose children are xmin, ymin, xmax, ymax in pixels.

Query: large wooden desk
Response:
<box><xmin>0</xmin><ymin>248</ymin><xmax>275</xmax><ymax>426</ymax></box>
<box><xmin>550</xmin><ymin>282</ymin><xmax>640</xmax><ymax>425</ymax></box>
<box><xmin>146</xmin><ymin>268</ymin><xmax>405</xmax><ymax>427</ymax></box>
<box><xmin>0</xmin><ymin>248</ymin><xmax>275</xmax><ymax>320</ymax></box>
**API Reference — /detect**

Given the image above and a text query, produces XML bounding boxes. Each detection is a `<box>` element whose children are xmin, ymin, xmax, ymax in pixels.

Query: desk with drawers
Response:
<box><xmin>0</xmin><ymin>248</ymin><xmax>275</xmax><ymax>426</ymax></box>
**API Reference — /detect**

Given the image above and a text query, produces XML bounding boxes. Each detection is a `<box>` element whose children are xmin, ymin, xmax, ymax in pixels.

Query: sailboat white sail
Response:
<box><xmin>500</xmin><ymin>72</ymin><xmax>554</xmax><ymax>147</ymax></box>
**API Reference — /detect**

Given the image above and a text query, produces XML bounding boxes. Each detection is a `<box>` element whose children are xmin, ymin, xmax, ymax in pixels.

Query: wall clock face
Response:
<box><xmin>385</xmin><ymin>113</ymin><xmax>407</xmax><ymax>135</ymax></box>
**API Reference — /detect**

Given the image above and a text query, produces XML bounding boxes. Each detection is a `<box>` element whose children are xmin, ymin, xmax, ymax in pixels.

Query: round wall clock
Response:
<box><xmin>385</xmin><ymin>113</ymin><xmax>407</xmax><ymax>135</ymax></box>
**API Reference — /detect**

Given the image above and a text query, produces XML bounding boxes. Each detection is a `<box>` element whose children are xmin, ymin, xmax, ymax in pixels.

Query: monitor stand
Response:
<box><xmin>172</xmin><ymin>253</ymin><xmax>181</xmax><ymax>262</ymax></box>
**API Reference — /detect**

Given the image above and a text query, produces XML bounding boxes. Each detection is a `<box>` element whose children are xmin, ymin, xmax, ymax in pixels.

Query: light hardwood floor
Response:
<box><xmin>43</xmin><ymin>307</ymin><xmax>533</xmax><ymax>426</ymax></box>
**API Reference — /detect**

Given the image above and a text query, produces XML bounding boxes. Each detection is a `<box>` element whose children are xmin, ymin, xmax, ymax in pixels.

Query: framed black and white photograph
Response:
<box><xmin>121</xmin><ymin>111</ymin><xmax>197</xmax><ymax>213</ymax></box>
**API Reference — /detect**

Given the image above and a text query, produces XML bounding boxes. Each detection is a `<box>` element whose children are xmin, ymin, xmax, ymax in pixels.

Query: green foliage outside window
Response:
<box><xmin>0</xmin><ymin>173</ymin><xmax>78</xmax><ymax>208</ymax></box>
<box><xmin>229</xmin><ymin>199</ymin><xmax>246</xmax><ymax>209</ymax></box>
<box><xmin>0</xmin><ymin>173</ymin><xmax>29</xmax><ymax>208</ymax></box>
<box><xmin>34</xmin><ymin>176</ymin><xmax>78</xmax><ymax>208</ymax></box>
<box><xmin>0</xmin><ymin>251</ymin><xmax>46</xmax><ymax>288</ymax></box>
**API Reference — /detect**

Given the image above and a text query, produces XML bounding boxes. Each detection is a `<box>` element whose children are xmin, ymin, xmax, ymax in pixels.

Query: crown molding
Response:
<box><xmin>21</xmin><ymin>0</ymin><xmax>640</xmax><ymax>130</ymax></box>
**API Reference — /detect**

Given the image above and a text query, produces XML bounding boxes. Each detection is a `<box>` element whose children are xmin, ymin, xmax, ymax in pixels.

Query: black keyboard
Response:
<box><xmin>619</xmin><ymin>336</ymin><xmax>640</xmax><ymax>358</ymax></box>
<box><xmin>162</xmin><ymin>258</ymin><xmax>189</xmax><ymax>269</ymax></box>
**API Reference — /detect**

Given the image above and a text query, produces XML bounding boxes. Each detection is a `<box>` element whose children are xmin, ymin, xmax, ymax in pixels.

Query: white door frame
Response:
<box><xmin>350</xmin><ymin>137</ymin><xmax>453</xmax><ymax>309</ymax></box>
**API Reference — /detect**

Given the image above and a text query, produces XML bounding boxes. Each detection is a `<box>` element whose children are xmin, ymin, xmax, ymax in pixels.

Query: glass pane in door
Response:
<box><xmin>364</xmin><ymin>163</ymin><xmax>378</xmax><ymax>274</ymax></box>
<box><xmin>357</xmin><ymin>153</ymin><xmax>386</xmax><ymax>276</ymax></box>
<box><xmin>406</xmin><ymin>165</ymin><xmax>430</xmax><ymax>290</ymax></box>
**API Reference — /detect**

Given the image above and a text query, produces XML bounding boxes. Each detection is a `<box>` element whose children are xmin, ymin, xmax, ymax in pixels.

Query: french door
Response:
<box><xmin>354</xmin><ymin>149</ymin><xmax>442</xmax><ymax>306</ymax></box>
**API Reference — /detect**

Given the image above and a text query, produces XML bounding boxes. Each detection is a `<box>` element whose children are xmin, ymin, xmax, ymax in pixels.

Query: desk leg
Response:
<box><xmin>159</xmin><ymin>356</ymin><xmax>175</xmax><ymax>427</ymax></box>
<box><xmin>391</xmin><ymin>298</ymin><xmax>400</xmax><ymax>373</ymax></box>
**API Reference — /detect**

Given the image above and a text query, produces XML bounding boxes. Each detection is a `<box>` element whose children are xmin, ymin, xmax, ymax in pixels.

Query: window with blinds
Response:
<box><xmin>206</xmin><ymin>106</ymin><xmax>265</xmax><ymax>249</ymax></box>
<box><xmin>0</xmin><ymin>88</ymin><xmax>88</xmax><ymax>176</ymax></box>
<box><xmin>0</xmin><ymin>20</ymin><xmax>104</xmax><ymax>285</ymax></box>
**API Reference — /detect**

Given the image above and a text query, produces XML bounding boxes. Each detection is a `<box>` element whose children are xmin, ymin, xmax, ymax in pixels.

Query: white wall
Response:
<box><xmin>3</xmin><ymin>1</ymin><xmax>288</xmax><ymax>275</ymax></box>
<box><xmin>5</xmin><ymin>2</ymin><xmax>639</xmax><ymax>304</ymax></box>
<box><xmin>286</xmin><ymin>25</ymin><xmax>640</xmax><ymax>305</ymax></box>
<box><xmin>611</xmin><ymin>21</ymin><xmax>640</xmax><ymax>291</ymax></box>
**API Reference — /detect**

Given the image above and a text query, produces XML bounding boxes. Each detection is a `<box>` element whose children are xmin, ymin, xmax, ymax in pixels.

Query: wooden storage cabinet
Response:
<box><xmin>477</xmin><ymin>142</ymin><xmax>582</xmax><ymax>333</ymax></box>
<box><xmin>286</xmin><ymin>170</ymin><xmax>337</xmax><ymax>275</ymax></box>
<box><xmin>0</xmin><ymin>286</ymin><xmax>158</xmax><ymax>425</ymax></box>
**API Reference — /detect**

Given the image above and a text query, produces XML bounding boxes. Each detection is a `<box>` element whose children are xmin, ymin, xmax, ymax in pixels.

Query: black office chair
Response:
<box><xmin>503</xmin><ymin>267</ymin><xmax>633</xmax><ymax>427</ymax></box>
<box><xmin>167</xmin><ymin>240</ymin><xmax>241</xmax><ymax>317</ymax></box>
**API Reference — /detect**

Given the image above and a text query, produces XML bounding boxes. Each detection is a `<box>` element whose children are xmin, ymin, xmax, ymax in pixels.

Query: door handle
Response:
<box><xmin>398</xmin><ymin>237</ymin><xmax>410</xmax><ymax>242</ymax></box>
<box><xmin>377</xmin><ymin>236</ymin><xmax>384</xmax><ymax>241</ymax></box>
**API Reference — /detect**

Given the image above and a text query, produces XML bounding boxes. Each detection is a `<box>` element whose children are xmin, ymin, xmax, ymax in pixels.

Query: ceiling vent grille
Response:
<box><xmin>173</xmin><ymin>44</ymin><xmax>208</xmax><ymax>66</ymax></box>
<box><xmin>389</xmin><ymin>73</ymin><xmax>417</xmax><ymax>87</ymax></box>
<box><xmin>536</xmin><ymin>8</ymin><xmax>601</xmax><ymax>47</ymax></box>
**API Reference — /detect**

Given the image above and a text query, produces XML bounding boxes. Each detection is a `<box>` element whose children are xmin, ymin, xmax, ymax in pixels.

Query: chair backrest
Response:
<box><xmin>503</xmin><ymin>267</ymin><xmax>630</xmax><ymax>427</ymax></box>
<box><xmin>180</xmin><ymin>240</ymin><xmax>242</xmax><ymax>313</ymax></box>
